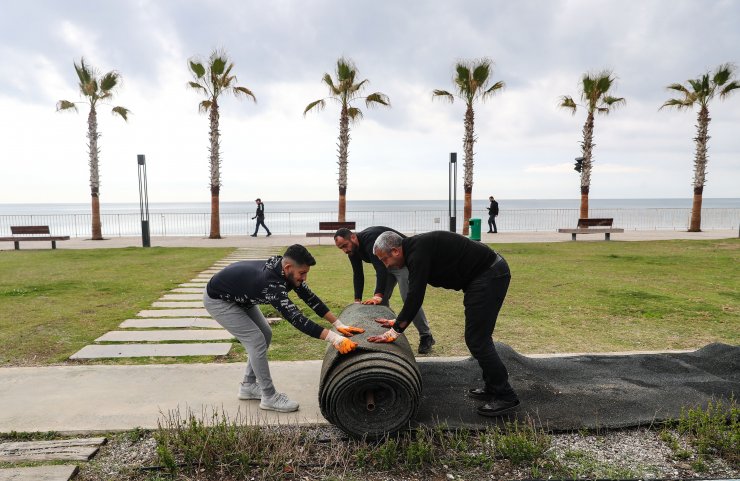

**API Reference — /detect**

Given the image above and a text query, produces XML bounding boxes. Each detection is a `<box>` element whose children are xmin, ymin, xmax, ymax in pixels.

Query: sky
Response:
<box><xmin>1</xmin><ymin>0</ymin><xmax>739</xmax><ymax>204</ymax></box>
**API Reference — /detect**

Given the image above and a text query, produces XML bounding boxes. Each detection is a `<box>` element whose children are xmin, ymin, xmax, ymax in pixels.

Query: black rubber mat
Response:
<box><xmin>415</xmin><ymin>342</ymin><xmax>739</xmax><ymax>431</ymax></box>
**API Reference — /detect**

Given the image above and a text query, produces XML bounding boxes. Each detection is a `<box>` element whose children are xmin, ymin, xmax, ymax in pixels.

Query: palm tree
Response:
<box><xmin>187</xmin><ymin>49</ymin><xmax>256</xmax><ymax>239</ymax></box>
<box><xmin>433</xmin><ymin>58</ymin><xmax>504</xmax><ymax>235</ymax></box>
<box><xmin>304</xmin><ymin>57</ymin><xmax>390</xmax><ymax>222</ymax></box>
<box><xmin>559</xmin><ymin>70</ymin><xmax>625</xmax><ymax>219</ymax></box>
<box><xmin>660</xmin><ymin>63</ymin><xmax>739</xmax><ymax>232</ymax></box>
<box><xmin>57</xmin><ymin>58</ymin><xmax>130</xmax><ymax>240</ymax></box>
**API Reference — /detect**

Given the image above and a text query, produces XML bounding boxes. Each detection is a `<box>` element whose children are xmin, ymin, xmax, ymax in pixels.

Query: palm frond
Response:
<box><xmin>56</xmin><ymin>100</ymin><xmax>78</xmax><ymax>112</ymax></box>
<box><xmin>189</xmin><ymin>60</ymin><xmax>206</xmax><ymax>78</ymax></box>
<box><xmin>712</xmin><ymin>63</ymin><xmax>734</xmax><ymax>86</ymax></box>
<box><xmin>688</xmin><ymin>78</ymin><xmax>703</xmax><ymax>94</ymax></box>
<box><xmin>719</xmin><ymin>80</ymin><xmax>740</xmax><ymax>99</ymax></box>
<box><xmin>321</xmin><ymin>73</ymin><xmax>339</xmax><ymax>95</ymax></box>
<box><xmin>303</xmin><ymin>99</ymin><xmax>326</xmax><ymax>115</ymax></box>
<box><xmin>365</xmin><ymin>92</ymin><xmax>390</xmax><ymax>108</ymax></box>
<box><xmin>471</xmin><ymin>61</ymin><xmax>491</xmax><ymax>85</ymax></box>
<box><xmin>666</xmin><ymin>83</ymin><xmax>690</xmax><ymax>95</ymax></box>
<box><xmin>336</xmin><ymin>57</ymin><xmax>356</xmax><ymax>82</ymax></box>
<box><xmin>432</xmin><ymin>89</ymin><xmax>455</xmax><ymax>103</ymax></box>
<box><xmin>74</xmin><ymin>58</ymin><xmax>93</xmax><ymax>85</ymax></box>
<box><xmin>558</xmin><ymin>95</ymin><xmax>577</xmax><ymax>114</ymax></box>
<box><xmin>602</xmin><ymin>96</ymin><xmax>626</xmax><ymax>108</ymax></box>
<box><xmin>483</xmin><ymin>80</ymin><xmax>505</xmax><ymax>98</ymax></box>
<box><xmin>347</xmin><ymin>106</ymin><xmax>363</xmax><ymax>122</ymax></box>
<box><xmin>100</xmin><ymin>71</ymin><xmax>119</xmax><ymax>92</ymax></box>
<box><xmin>199</xmin><ymin>100</ymin><xmax>213</xmax><ymax>113</ymax></box>
<box><xmin>187</xmin><ymin>81</ymin><xmax>207</xmax><ymax>93</ymax></box>
<box><xmin>210</xmin><ymin>56</ymin><xmax>227</xmax><ymax>76</ymax></box>
<box><xmin>112</xmin><ymin>106</ymin><xmax>130</xmax><ymax>121</ymax></box>
<box><xmin>351</xmin><ymin>78</ymin><xmax>369</xmax><ymax>94</ymax></box>
<box><xmin>233</xmin><ymin>86</ymin><xmax>256</xmax><ymax>102</ymax></box>
<box><xmin>659</xmin><ymin>98</ymin><xmax>694</xmax><ymax>111</ymax></box>
<box><xmin>455</xmin><ymin>64</ymin><xmax>471</xmax><ymax>85</ymax></box>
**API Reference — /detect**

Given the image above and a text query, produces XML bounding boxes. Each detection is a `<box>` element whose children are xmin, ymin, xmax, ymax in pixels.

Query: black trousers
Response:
<box><xmin>253</xmin><ymin>217</ymin><xmax>271</xmax><ymax>235</ymax></box>
<box><xmin>463</xmin><ymin>255</ymin><xmax>516</xmax><ymax>401</ymax></box>
<box><xmin>488</xmin><ymin>215</ymin><xmax>497</xmax><ymax>233</ymax></box>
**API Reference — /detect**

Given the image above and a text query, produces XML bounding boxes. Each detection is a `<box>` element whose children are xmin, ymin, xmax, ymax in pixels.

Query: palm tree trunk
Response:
<box><xmin>209</xmin><ymin>101</ymin><xmax>221</xmax><ymax>239</ymax></box>
<box><xmin>462</xmin><ymin>104</ymin><xmax>475</xmax><ymax>235</ymax></box>
<box><xmin>337</xmin><ymin>106</ymin><xmax>350</xmax><ymax>222</ymax></box>
<box><xmin>87</xmin><ymin>106</ymin><xmax>103</xmax><ymax>240</ymax></box>
<box><xmin>579</xmin><ymin>112</ymin><xmax>595</xmax><ymax>219</ymax></box>
<box><xmin>689</xmin><ymin>107</ymin><xmax>710</xmax><ymax>232</ymax></box>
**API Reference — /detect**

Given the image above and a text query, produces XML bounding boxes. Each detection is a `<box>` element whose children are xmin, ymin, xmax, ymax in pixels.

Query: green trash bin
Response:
<box><xmin>469</xmin><ymin>218</ymin><xmax>481</xmax><ymax>241</ymax></box>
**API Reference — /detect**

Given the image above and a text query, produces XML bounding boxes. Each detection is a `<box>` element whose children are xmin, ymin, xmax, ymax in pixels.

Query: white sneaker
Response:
<box><xmin>259</xmin><ymin>392</ymin><xmax>299</xmax><ymax>412</ymax></box>
<box><xmin>238</xmin><ymin>382</ymin><xmax>262</xmax><ymax>400</ymax></box>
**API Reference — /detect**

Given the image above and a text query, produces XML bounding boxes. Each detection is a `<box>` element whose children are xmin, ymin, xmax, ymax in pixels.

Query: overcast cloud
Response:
<box><xmin>1</xmin><ymin>0</ymin><xmax>738</xmax><ymax>204</ymax></box>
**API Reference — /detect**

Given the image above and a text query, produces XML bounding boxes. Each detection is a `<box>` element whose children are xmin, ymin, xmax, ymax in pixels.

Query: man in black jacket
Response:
<box><xmin>333</xmin><ymin>226</ymin><xmax>435</xmax><ymax>354</ymax></box>
<box><xmin>204</xmin><ymin>245</ymin><xmax>363</xmax><ymax>412</ymax></box>
<box><xmin>251</xmin><ymin>198</ymin><xmax>272</xmax><ymax>237</ymax></box>
<box><xmin>487</xmin><ymin>195</ymin><xmax>499</xmax><ymax>233</ymax></box>
<box><xmin>367</xmin><ymin>230</ymin><xmax>518</xmax><ymax>417</ymax></box>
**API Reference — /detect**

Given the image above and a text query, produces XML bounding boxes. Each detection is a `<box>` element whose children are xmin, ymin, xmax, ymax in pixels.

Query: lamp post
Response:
<box><xmin>137</xmin><ymin>154</ymin><xmax>151</xmax><ymax>247</ymax></box>
<box><xmin>449</xmin><ymin>152</ymin><xmax>457</xmax><ymax>233</ymax></box>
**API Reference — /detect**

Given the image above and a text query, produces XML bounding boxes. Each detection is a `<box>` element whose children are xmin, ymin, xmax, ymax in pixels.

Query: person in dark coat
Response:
<box><xmin>487</xmin><ymin>195</ymin><xmax>499</xmax><ymax>233</ymax></box>
<box><xmin>251</xmin><ymin>198</ymin><xmax>272</xmax><ymax>237</ymax></box>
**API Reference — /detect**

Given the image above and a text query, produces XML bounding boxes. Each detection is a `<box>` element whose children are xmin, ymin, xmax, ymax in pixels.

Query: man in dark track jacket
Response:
<box><xmin>251</xmin><ymin>198</ymin><xmax>271</xmax><ymax>237</ymax></box>
<box><xmin>487</xmin><ymin>195</ymin><xmax>499</xmax><ymax>233</ymax></box>
<box><xmin>204</xmin><ymin>244</ymin><xmax>363</xmax><ymax>413</ymax></box>
<box><xmin>333</xmin><ymin>226</ymin><xmax>435</xmax><ymax>353</ymax></box>
<box><xmin>367</xmin><ymin>230</ymin><xmax>518</xmax><ymax>417</ymax></box>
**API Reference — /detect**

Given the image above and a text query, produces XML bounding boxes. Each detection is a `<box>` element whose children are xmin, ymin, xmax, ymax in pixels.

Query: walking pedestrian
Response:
<box><xmin>487</xmin><ymin>195</ymin><xmax>499</xmax><ymax>233</ymax></box>
<box><xmin>251</xmin><ymin>198</ymin><xmax>272</xmax><ymax>237</ymax></box>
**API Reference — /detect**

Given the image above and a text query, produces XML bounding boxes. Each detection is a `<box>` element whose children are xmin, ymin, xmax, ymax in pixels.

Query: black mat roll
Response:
<box><xmin>318</xmin><ymin>304</ymin><xmax>422</xmax><ymax>439</ymax></box>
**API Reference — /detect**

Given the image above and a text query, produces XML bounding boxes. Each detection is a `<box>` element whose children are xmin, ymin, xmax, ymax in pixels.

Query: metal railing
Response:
<box><xmin>0</xmin><ymin>208</ymin><xmax>737</xmax><ymax>238</ymax></box>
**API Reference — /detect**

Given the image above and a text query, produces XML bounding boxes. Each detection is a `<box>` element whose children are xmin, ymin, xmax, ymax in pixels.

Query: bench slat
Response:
<box><xmin>318</xmin><ymin>222</ymin><xmax>356</xmax><ymax>230</ymax></box>
<box><xmin>577</xmin><ymin>218</ymin><xmax>614</xmax><ymax>228</ymax></box>
<box><xmin>11</xmin><ymin>226</ymin><xmax>52</xmax><ymax>235</ymax></box>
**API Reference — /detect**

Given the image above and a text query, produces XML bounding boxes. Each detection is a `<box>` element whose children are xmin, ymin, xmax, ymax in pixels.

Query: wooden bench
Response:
<box><xmin>306</xmin><ymin>221</ymin><xmax>356</xmax><ymax>238</ymax></box>
<box><xmin>558</xmin><ymin>218</ymin><xmax>624</xmax><ymax>241</ymax></box>
<box><xmin>0</xmin><ymin>226</ymin><xmax>70</xmax><ymax>250</ymax></box>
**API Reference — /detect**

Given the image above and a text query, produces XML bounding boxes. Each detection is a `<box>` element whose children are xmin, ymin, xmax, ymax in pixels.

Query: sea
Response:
<box><xmin>1</xmin><ymin>199</ymin><xmax>738</xmax><ymax>236</ymax></box>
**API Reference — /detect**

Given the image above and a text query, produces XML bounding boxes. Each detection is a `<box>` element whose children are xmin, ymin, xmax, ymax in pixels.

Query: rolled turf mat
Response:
<box><xmin>318</xmin><ymin>303</ymin><xmax>422</xmax><ymax>439</ymax></box>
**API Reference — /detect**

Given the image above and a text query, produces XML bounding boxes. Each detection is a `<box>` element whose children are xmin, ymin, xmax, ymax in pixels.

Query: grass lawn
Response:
<box><xmin>0</xmin><ymin>239</ymin><xmax>737</xmax><ymax>366</ymax></box>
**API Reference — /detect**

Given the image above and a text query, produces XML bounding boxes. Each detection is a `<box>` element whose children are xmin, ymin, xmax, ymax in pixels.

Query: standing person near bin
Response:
<box><xmin>203</xmin><ymin>244</ymin><xmax>364</xmax><ymax>412</ymax></box>
<box><xmin>251</xmin><ymin>198</ymin><xmax>272</xmax><ymax>237</ymax></box>
<box><xmin>487</xmin><ymin>195</ymin><xmax>499</xmax><ymax>233</ymax></box>
<box><xmin>333</xmin><ymin>226</ymin><xmax>436</xmax><ymax>354</ymax></box>
<box><xmin>367</xmin><ymin>230</ymin><xmax>519</xmax><ymax>417</ymax></box>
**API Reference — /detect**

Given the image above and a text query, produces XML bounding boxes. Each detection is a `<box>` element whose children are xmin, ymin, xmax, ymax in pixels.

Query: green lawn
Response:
<box><xmin>0</xmin><ymin>239</ymin><xmax>737</xmax><ymax>366</ymax></box>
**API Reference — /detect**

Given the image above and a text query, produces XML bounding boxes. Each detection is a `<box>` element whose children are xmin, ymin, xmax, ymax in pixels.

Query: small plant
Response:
<box><xmin>372</xmin><ymin>436</ymin><xmax>399</xmax><ymax>469</ymax></box>
<box><xmin>404</xmin><ymin>429</ymin><xmax>435</xmax><ymax>468</ymax></box>
<box><xmin>492</xmin><ymin>420</ymin><xmax>551</xmax><ymax>466</ymax></box>
<box><xmin>678</xmin><ymin>398</ymin><xmax>739</xmax><ymax>467</ymax></box>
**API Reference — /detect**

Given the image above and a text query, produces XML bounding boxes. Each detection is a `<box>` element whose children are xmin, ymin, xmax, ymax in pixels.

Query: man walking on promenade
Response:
<box><xmin>251</xmin><ymin>198</ymin><xmax>272</xmax><ymax>237</ymax></box>
<box><xmin>487</xmin><ymin>195</ymin><xmax>499</xmax><ymax>233</ymax></box>
<box><xmin>203</xmin><ymin>244</ymin><xmax>363</xmax><ymax>412</ymax></box>
<box><xmin>333</xmin><ymin>226</ymin><xmax>436</xmax><ymax>354</ymax></box>
<box><xmin>367</xmin><ymin>230</ymin><xmax>519</xmax><ymax>417</ymax></box>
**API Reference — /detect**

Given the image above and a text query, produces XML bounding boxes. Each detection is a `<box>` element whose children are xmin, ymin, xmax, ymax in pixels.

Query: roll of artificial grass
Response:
<box><xmin>318</xmin><ymin>304</ymin><xmax>422</xmax><ymax>439</ymax></box>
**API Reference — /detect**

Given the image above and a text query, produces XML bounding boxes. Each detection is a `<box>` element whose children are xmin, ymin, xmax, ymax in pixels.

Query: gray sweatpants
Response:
<box><xmin>202</xmin><ymin>291</ymin><xmax>276</xmax><ymax>397</ymax></box>
<box><xmin>381</xmin><ymin>266</ymin><xmax>432</xmax><ymax>337</ymax></box>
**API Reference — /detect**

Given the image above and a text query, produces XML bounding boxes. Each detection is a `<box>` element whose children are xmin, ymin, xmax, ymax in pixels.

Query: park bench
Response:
<box><xmin>306</xmin><ymin>221</ymin><xmax>356</xmax><ymax>238</ymax></box>
<box><xmin>0</xmin><ymin>225</ymin><xmax>70</xmax><ymax>250</ymax></box>
<box><xmin>558</xmin><ymin>218</ymin><xmax>624</xmax><ymax>241</ymax></box>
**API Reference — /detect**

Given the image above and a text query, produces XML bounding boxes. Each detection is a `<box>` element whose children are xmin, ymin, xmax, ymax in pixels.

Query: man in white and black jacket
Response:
<box><xmin>367</xmin><ymin>230</ymin><xmax>519</xmax><ymax>417</ymax></box>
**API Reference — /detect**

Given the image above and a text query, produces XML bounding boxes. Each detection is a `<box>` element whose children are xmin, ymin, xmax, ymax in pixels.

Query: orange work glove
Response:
<box><xmin>361</xmin><ymin>295</ymin><xmax>383</xmax><ymax>305</ymax></box>
<box><xmin>326</xmin><ymin>331</ymin><xmax>358</xmax><ymax>354</ymax></box>
<box><xmin>374</xmin><ymin>318</ymin><xmax>396</xmax><ymax>328</ymax></box>
<box><xmin>332</xmin><ymin>319</ymin><xmax>365</xmax><ymax>337</ymax></box>
<box><xmin>367</xmin><ymin>328</ymin><xmax>400</xmax><ymax>343</ymax></box>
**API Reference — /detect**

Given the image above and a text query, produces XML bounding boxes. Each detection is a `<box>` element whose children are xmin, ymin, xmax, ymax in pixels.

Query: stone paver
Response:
<box><xmin>0</xmin><ymin>438</ymin><xmax>106</xmax><ymax>462</ymax></box>
<box><xmin>179</xmin><ymin>283</ymin><xmax>207</xmax><ymax>288</ymax></box>
<box><xmin>0</xmin><ymin>465</ymin><xmax>78</xmax><ymax>481</ymax></box>
<box><xmin>152</xmin><ymin>301</ymin><xmax>204</xmax><ymax>308</ymax></box>
<box><xmin>96</xmin><ymin>330</ymin><xmax>233</xmax><ymax>342</ymax></box>
<box><xmin>170</xmin><ymin>288</ymin><xmax>205</xmax><ymax>293</ymax></box>
<box><xmin>160</xmin><ymin>294</ymin><xmax>202</xmax><ymax>300</ymax></box>
<box><xmin>70</xmin><ymin>343</ymin><xmax>232</xmax><ymax>359</ymax></box>
<box><xmin>137</xmin><ymin>308</ymin><xmax>209</xmax><ymax>317</ymax></box>
<box><xmin>120</xmin><ymin>318</ymin><xmax>221</xmax><ymax>329</ymax></box>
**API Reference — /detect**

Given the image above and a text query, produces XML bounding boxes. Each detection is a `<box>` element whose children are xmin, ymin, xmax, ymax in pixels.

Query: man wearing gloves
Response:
<box><xmin>333</xmin><ymin>226</ymin><xmax>435</xmax><ymax>354</ymax></box>
<box><xmin>204</xmin><ymin>244</ymin><xmax>363</xmax><ymax>413</ymax></box>
<box><xmin>367</xmin><ymin>231</ymin><xmax>518</xmax><ymax>417</ymax></box>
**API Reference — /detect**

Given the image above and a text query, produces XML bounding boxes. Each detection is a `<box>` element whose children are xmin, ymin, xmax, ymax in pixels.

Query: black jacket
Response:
<box><xmin>206</xmin><ymin>256</ymin><xmax>328</xmax><ymax>338</ymax></box>
<box><xmin>395</xmin><ymin>231</ymin><xmax>497</xmax><ymax>332</ymax></box>
<box><xmin>348</xmin><ymin>226</ymin><xmax>405</xmax><ymax>299</ymax></box>
<box><xmin>254</xmin><ymin>203</ymin><xmax>265</xmax><ymax>218</ymax></box>
<box><xmin>487</xmin><ymin>200</ymin><xmax>499</xmax><ymax>216</ymax></box>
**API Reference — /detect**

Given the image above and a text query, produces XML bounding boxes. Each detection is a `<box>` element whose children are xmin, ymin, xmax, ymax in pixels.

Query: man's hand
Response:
<box><xmin>367</xmin><ymin>328</ymin><xmax>400</xmax><ymax>343</ymax></box>
<box><xmin>361</xmin><ymin>295</ymin><xmax>383</xmax><ymax>305</ymax></box>
<box><xmin>332</xmin><ymin>319</ymin><xmax>365</xmax><ymax>337</ymax></box>
<box><xmin>326</xmin><ymin>331</ymin><xmax>358</xmax><ymax>354</ymax></box>
<box><xmin>374</xmin><ymin>318</ymin><xmax>396</xmax><ymax>328</ymax></box>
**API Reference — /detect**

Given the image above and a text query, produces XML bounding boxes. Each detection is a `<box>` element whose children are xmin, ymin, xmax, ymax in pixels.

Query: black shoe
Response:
<box><xmin>493</xmin><ymin>231</ymin><xmax>497</xmax><ymax>234</ymax></box>
<box><xmin>418</xmin><ymin>335</ymin><xmax>435</xmax><ymax>354</ymax></box>
<box><xmin>468</xmin><ymin>387</ymin><xmax>495</xmax><ymax>400</ymax></box>
<box><xmin>250</xmin><ymin>234</ymin><xmax>257</xmax><ymax>237</ymax></box>
<box><xmin>267</xmin><ymin>232</ymin><xmax>272</xmax><ymax>237</ymax></box>
<box><xmin>477</xmin><ymin>398</ymin><xmax>520</xmax><ymax>417</ymax></box>
<box><xmin>486</xmin><ymin>231</ymin><xmax>493</xmax><ymax>233</ymax></box>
